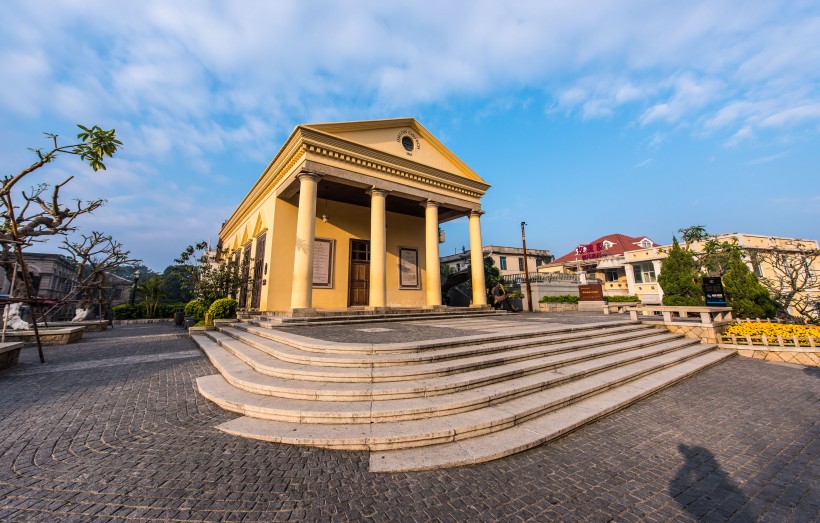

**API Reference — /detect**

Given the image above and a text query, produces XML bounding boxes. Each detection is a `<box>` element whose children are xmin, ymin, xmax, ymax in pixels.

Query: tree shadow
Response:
<box><xmin>802</xmin><ymin>365</ymin><xmax>820</xmax><ymax>378</ymax></box>
<box><xmin>669</xmin><ymin>444</ymin><xmax>756</xmax><ymax>521</ymax></box>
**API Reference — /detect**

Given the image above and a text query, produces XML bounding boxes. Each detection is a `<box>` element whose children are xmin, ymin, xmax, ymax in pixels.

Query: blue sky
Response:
<box><xmin>1</xmin><ymin>1</ymin><xmax>818</xmax><ymax>269</ymax></box>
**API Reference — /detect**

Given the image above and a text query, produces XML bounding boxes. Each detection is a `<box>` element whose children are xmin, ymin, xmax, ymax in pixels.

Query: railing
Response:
<box><xmin>501</xmin><ymin>272</ymin><xmax>580</xmax><ymax>285</ymax></box>
<box><xmin>629</xmin><ymin>305</ymin><xmax>733</xmax><ymax>325</ymax></box>
<box><xmin>722</xmin><ymin>333</ymin><xmax>817</xmax><ymax>348</ymax></box>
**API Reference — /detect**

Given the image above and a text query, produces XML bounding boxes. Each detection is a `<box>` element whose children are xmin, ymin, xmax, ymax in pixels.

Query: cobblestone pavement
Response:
<box><xmin>0</xmin><ymin>322</ymin><xmax>817</xmax><ymax>522</ymax></box>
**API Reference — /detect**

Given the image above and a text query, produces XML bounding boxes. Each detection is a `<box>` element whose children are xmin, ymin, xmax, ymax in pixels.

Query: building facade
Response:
<box><xmin>219</xmin><ymin>118</ymin><xmax>491</xmax><ymax>313</ymax></box>
<box><xmin>540</xmin><ymin>234</ymin><xmax>659</xmax><ymax>298</ymax></box>
<box><xmin>441</xmin><ymin>245</ymin><xmax>553</xmax><ymax>278</ymax></box>
<box><xmin>624</xmin><ymin>233</ymin><xmax>820</xmax><ymax>311</ymax></box>
<box><xmin>0</xmin><ymin>252</ymin><xmax>76</xmax><ymax>302</ymax></box>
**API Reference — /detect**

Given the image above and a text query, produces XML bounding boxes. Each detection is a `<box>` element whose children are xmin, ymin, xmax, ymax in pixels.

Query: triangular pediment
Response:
<box><xmin>301</xmin><ymin>118</ymin><xmax>486</xmax><ymax>183</ymax></box>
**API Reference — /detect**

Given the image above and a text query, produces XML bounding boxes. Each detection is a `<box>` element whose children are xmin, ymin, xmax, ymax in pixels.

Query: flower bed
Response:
<box><xmin>722</xmin><ymin>321</ymin><xmax>819</xmax><ymax>347</ymax></box>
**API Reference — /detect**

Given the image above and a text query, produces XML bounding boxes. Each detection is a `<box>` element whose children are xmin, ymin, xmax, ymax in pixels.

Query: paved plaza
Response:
<box><xmin>0</xmin><ymin>320</ymin><xmax>817</xmax><ymax>522</ymax></box>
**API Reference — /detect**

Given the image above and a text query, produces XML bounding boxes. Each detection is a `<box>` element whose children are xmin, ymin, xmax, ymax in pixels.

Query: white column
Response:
<box><xmin>469</xmin><ymin>210</ymin><xmax>487</xmax><ymax>307</ymax></box>
<box><xmin>424</xmin><ymin>201</ymin><xmax>442</xmax><ymax>307</ymax></box>
<box><xmin>290</xmin><ymin>172</ymin><xmax>320</xmax><ymax>310</ymax></box>
<box><xmin>369</xmin><ymin>188</ymin><xmax>388</xmax><ymax>309</ymax></box>
<box><xmin>624</xmin><ymin>262</ymin><xmax>637</xmax><ymax>295</ymax></box>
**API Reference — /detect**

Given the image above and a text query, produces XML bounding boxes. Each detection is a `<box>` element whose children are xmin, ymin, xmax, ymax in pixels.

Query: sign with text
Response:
<box><xmin>702</xmin><ymin>277</ymin><xmax>726</xmax><ymax>306</ymax></box>
<box><xmin>312</xmin><ymin>238</ymin><xmax>334</xmax><ymax>288</ymax></box>
<box><xmin>579</xmin><ymin>283</ymin><xmax>604</xmax><ymax>301</ymax></box>
<box><xmin>575</xmin><ymin>242</ymin><xmax>606</xmax><ymax>260</ymax></box>
<box><xmin>399</xmin><ymin>247</ymin><xmax>420</xmax><ymax>289</ymax></box>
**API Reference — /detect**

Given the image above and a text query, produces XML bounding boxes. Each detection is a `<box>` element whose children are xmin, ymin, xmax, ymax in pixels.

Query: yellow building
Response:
<box><xmin>624</xmin><ymin>233</ymin><xmax>820</xmax><ymax>312</ymax></box>
<box><xmin>218</xmin><ymin>118</ymin><xmax>491</xmax><ymax>314</ymax></box>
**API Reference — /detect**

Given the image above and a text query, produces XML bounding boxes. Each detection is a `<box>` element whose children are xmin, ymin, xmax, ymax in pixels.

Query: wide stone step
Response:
<box><xmin>367</xmin><ymin>349</ymin><xmax>735</xmax><ymax>471</ymax></box>
<box><xmin>228</xmin><ymin>319</ymin><xmax>638</xmax><ymax>354</ymax></box>
<box><xmin>214</xmin><ymin>348</ymin><xmax>732</xmax><ymax>454</ymax></box>
<box><xmin>200</xmin><ymin>329</ymin><xmax>684</xmax><ymax>383</ymax></box>
<box><xmin>197</xmin><ymin>331</ymin><xmax>697</xmax><ymax>400</ymax></box>
<box><xmin>214</xmin><ymin>322</ymin><xmax>654</xmax><ymax>367</ymax></box>
<box><xmin>196</xmin><ymin>339</ymin><xmax>707</xmax><ymax>423</ymax></box>
<box><xmin>247</xmin><ymin>308</ymin><xmax>507</xmax><ymax>326</ymax></box>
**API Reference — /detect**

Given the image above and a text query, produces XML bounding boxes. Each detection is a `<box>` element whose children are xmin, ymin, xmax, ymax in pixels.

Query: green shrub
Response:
<box><xmin>208</xmin><ymin>298</ymin><xmax>238</xmax><ymax>320</ymax></box>
<box><xmin>538</xmin><ymin>295</ymin><xmax>579</xmax><ymax>304</ymax></box>
<box><xmin>508</xmin><ymin>290</ymin><xmax>523</xmax><ymax>300</ymax></box>
<box><xmin>155</xmin><ymin>302</ymin><xmax>187</xmax><ymax>318</ymax></box>
<box><xmin>605</xmin><ymin>295</ymin><xmax>640</xmax><ymax>303</ymax></box>
<box><xmin>184</xmin><ymin>299</ymin><xmax>207</xmax><ymax>320</ymax></box>
<box><xmin>112</xmin><ymin>303</ymin><xmax>143</xmax><ymax>320</ymax></box>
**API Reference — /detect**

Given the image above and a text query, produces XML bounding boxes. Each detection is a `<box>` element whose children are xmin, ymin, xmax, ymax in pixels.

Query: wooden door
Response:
<box><xmin>238</xmin><ymin>243</ymin><xmax>252</xmax><ymax>309</ymax></box>
<box><xmin>348</xmin><ymin>240</ymin><xmax>370</xmax><ymax>307</ymax></box>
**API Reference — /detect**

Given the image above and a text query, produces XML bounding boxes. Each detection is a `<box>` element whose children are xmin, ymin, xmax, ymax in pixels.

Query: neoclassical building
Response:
<box><xmin>219</xmin><ymin>118</ymin><xmax>491</xmax><ymax>313</ymax></box>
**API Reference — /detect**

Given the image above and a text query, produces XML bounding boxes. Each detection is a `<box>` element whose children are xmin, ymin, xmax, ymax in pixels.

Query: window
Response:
<box><xmin>518</xmin><ymin>257</ymin><xmax>524</xmax><ymax>271</ymax></box>
<box><xmin>602</xmin><ymin>240</ymin><xmax>614</xmax><ymax>250</ymax></box>
<box><xmin>606</xmin><ymin>269</ymin><xmax>620</xmax><ymax>282</ymax></box>
<box><xmin>499</xmin><ymin>256</ymin><xmax>507</xmax><ymax>270</ymax></box>
<box><xmin>633</xmin><ymin>262</ymin><xmax>656</xmax><ymax>283</ymax></box>
<box><xmin>639</xmin><ymin>239</ymin><xmax>653</xmax><ymax>248</ymax></box>
<box><xmin>750</xmin><ymin>252</ymin><xmax>764</xmax><ymax>277</ymax></box>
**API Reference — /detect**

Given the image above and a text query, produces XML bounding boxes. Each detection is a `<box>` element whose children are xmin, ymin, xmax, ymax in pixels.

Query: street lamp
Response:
<box><xmin>521</xmin><ymin>222</ymin><xmax>533</xmax><ymax>312</ymax></box>
<box><xmin>130</xmin><ymin>270</ymin><xmax>141</xmax><ymax>305</ymax></box>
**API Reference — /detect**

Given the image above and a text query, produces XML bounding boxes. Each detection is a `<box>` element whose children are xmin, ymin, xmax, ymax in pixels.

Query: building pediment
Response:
<box><xmin>302</xmin><ymin>118</ymin><xmax>486</xmax><ymax>184</ymax></box>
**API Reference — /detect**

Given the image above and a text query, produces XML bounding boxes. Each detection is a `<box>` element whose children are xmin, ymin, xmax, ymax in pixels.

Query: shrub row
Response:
<box><xmin>539</xmin><ymin>295</ymin><xmax>579</xmax><ymax>304</ymax></box>
<box><xmin>605</xmin><ymin>295</ymin><xmax>640</xmax><ymax>303</ymax></box>
<box><xmin>184</xmin><ymin>298</ymin><xmax>238</xmax><ymax>323</ymax></box>
<box><xmin>112</xmin><ymin>302</ymin><xmax>187</xmax><ymax>320</ymax></box>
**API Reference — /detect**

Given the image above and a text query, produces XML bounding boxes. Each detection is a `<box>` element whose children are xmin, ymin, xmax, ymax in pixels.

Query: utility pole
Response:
<box><xmin>521</xmin><ymin>222</ymin><xmax>533</xmax><ymax>312</ymax></box>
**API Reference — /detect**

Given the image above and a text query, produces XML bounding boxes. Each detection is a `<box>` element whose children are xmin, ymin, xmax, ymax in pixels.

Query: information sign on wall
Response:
<box><xmin>399</xmin><ymin>247</ymin><xmax>420</xmax><ymax>289</ymax></box>
<box><xmin>312</xmin><ymin>238</ymin><xmax>334</xmax><ymax>288</ymax></box>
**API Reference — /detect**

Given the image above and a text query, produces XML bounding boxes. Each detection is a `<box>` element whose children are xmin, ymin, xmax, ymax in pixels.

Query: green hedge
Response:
<box><xmin>113</xmin><ymin>302</ymin><xmax>187</xmax><ymax>320</ymax></box>
<box><xmin>605</xmin><ymin>296</ymin><xmax>640</xmax><ymax>303</ymax></box>
<box><xmin>208</xmin><ymin>298</ymin><xmax>238</xmax><ymax>320</ymax></box>
<box><xmin>184</xmin><ymin>299</ymin><xmax>207</xmax><ymax>320</ymax></box>
<box><xmin>538</xmin><ymin>295</ymin><xmax>579</xmax><ymax>304</ymax></box>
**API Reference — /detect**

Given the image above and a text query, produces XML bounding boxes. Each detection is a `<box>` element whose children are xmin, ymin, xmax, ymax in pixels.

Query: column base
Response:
<box><xmin>365</xmin><ymin>306</ymin><xmax>389</xmax><ymax>312</ymax></box>
<box><xmin>469</xmin><ymin>304</ymin><xmax>492</xmax><ymax>309</ymax></box>
<box><xmin>284</xmin><ymin>308</ymin><xmax>317</xmax><ymax>318</ymax></box>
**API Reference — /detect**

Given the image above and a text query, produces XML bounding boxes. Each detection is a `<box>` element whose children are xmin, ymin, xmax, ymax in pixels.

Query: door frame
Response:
<box><xmin>348</xmin><ymin>239</ymin><xmax>370</xmax><ymax>307</ymax></box>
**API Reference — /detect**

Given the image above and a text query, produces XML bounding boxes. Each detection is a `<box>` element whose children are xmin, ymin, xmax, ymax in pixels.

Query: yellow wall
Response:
<box><xmin>245</xmin><ymin>198</ymin><xmax>427</xmax><ymax>311</ymax></box>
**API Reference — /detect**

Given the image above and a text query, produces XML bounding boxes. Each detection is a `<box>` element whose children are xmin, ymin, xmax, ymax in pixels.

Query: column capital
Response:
<box><xmin>367</xmin><ymin>187</ymin><xmax>390</xmax><ymax>198</ymax></box>
<box><xmin>297</xmin><ymin>171</ymin><xmax>322</xmax><ymax>183</ymax></box>
<box><xmin>421</xmin><ymin>200</ymin><xmax>440</xmax><ymax>209</ymax></box>
<box><xmin>469</xmin><ymin>209</ymin><xmax>485</xmax><ymax>217</ymax></box>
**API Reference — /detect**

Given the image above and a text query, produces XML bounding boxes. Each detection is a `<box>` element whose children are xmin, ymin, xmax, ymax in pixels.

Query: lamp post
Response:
<box><xmin>521</xmin><ymin>222</ymin><xmax>533</xmax><ymax>312</ymax></box>
<box><xmin>130</xmin><ymin>270</ymin><xmax>141</xmax><ymax>305</ymax></box>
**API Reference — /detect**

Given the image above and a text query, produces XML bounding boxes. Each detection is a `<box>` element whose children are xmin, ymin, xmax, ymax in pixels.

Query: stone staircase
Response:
<box><xmin>191</xmin><ymin>316</ymin><xmax>734</xmax><ymax>472</ymax></box>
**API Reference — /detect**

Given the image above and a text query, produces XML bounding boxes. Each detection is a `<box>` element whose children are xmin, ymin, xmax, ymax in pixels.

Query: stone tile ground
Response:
<box><xmin>0</xmin><ymin>322</ymin><xmax>817</xmax><ymax>522</ymax></box>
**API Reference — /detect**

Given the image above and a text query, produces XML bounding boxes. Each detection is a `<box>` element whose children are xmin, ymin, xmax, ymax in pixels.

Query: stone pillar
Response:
<box><xmin>290</xmin><ymin>172</ymin><xmax>321</xmax><ymax>310</ymax></box>
<box><xmin>624</xmin><ymin>262</ymin><xmax>637</xmax><ymax>295</ymax></box>
<box><xmin>469</xmin><ymin>210</ymin><xmax>487</xmax><ymax>307</ymax></box>
<box><xmin>424</xmin><ymin>201</ymin><xmax>442</xmax><ymax>307</ymax></box>
<box><xmin>369</xmin><ymin>188</ymin><xmax>388</xmax><ymax>309</ymax></box>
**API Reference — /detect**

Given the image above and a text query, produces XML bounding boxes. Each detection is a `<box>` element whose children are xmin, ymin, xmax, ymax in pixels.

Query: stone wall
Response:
<box><xmin>719</xmin><ymin>345</ymin><xmax>820</xmax><ymax>366</ymax></box>
<box><xmin>538</xmin><ymin>303</ymin><xmax>578</xmax><ymax>312</ymax></box>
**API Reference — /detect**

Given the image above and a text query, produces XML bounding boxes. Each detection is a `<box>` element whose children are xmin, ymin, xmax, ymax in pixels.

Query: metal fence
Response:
<box><xmin>500</xmin><ymin>272</ymin><xmax>580</xmax><ymax>285</ymax></box>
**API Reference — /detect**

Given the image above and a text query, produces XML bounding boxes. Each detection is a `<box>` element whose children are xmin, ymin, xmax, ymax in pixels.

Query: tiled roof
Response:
<box><xmin>550</xmin><ymin>234</ymin><xmax>658</xmax><ymax>265</ymax></box>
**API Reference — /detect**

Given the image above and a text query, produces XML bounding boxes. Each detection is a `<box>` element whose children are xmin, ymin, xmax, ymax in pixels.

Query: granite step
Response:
<box><xmin>247</xmin><ymin>308</ymin><xmax>508</xmax><ymax>326</ymax></box>
<box><xmin>197</xmin><ymin>334</ymin><xmax>696</xmax><ymax>401</ymax></box>
<box><xmin>215</xmin><ymin>322</ymin><xmax>654</xmax><ymax>367</ymax></box>
<box><xmin>367</xmin><ymin>349</ymin><xmax>735</xmax><ymax>471</ymax></box>
<box><xmin>195</xmin><ymin>338</ymin><xmax>707</xmax><ymax>423</ymax></box>
<box><xmin>214</xmin><ymin>347</ymin><xmax>732</xmax><ymax>454</ymax></box>
<box><xmin>199</xmin><ymin>328</ymin><xmax>684</xmax><ymax>383</ymax></box>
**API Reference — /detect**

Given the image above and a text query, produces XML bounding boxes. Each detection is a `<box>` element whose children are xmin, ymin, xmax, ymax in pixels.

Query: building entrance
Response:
<box><xmin>348</xmin><ymin>240</ymin><xmax>370</xmax><ymax>306</ymax></box>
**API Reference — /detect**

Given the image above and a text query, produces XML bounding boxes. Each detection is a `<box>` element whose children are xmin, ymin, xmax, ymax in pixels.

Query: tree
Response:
<box><xmin>0</xmin><ymin>125</ymin><xmax>122</xmax><ymax>298</ymax></box>
<box><xmin>659</xmin><ymin>237</ymin><xmax>703</xmax><ymax>306</ymax></box>
<box><xmin>722</xmin><ymin>249</ymin><xmax>777</xmax><ymax>319</ymax></box>
<box><xmin>61</xmin><ymin>231</ymin><xmax>141</xmax><ymax>317</ymax></box>
<box><xmin>160</xmin><ymin>265</ymin><xmax>194</xmax><ymax>304</ymax></box>
<box><xmin>483</xmin><ymin>255</ymin><xmax>501</xmax><ymax>296</ymax></box>
<box><xmin>173</xmin><ymin>241</ymin><xmax>246</xmax><ymax>306</ymax></box>
<box><xmin>755</xmin><ymin>240</ymin><xmax>820</xmax><ymax>322</ymax></box>
<box><xmin>139</xmin><ymin>276</ymin><xmax>164</xmax><ymax>318</ymax></box>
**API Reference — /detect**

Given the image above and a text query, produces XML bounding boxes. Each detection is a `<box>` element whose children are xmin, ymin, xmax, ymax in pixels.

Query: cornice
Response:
<box><xmin>300</xmin><ymin>128</ymin><xmax>489</xmax><ymax>196</ymax></box>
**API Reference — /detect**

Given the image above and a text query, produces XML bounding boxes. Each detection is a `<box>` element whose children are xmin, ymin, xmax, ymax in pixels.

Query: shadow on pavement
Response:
<box><xmin>802</xmin><ymin>366</ymin><xmax>820</xmax><ymax>378</ymax></box>
<box><xmin>669</xmin><ymin>443</ymin><xmax>755</xmax><ymax>521</ymax></box>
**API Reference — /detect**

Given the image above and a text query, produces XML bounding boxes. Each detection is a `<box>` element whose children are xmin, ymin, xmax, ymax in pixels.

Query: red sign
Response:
<box><xmin>579</xmin><ymin>283</ymin><xmax>604</xmax><ymax>301</ymax></box>
<box><xmin>575</xmin><ymin>242</ymin><xmax>605</xmax><ymax>260</ymax></box>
